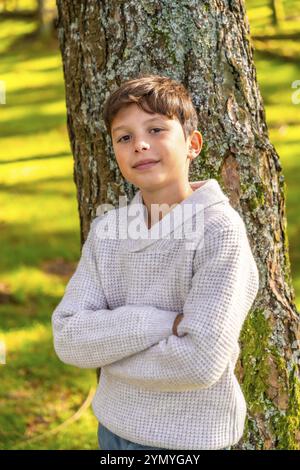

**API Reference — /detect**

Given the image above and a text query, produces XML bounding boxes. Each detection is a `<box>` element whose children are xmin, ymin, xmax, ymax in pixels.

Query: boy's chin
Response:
<box><xmin>134</xmin><ymin>178</ymin><xmax>167</xmax><ymax>191</ymax></box>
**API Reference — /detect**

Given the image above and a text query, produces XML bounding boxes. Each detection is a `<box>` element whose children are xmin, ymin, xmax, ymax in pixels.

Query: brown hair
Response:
<box><xmin>103</xmin><ymin>74</ymin><xmax>199</xmax><ymax>141</ymax></box>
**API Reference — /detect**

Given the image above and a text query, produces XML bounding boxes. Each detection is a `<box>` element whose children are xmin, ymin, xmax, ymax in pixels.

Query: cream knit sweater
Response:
<box><xmin>52</xmin><ymin>179</ymin><xmax>259</xmax><ymax>450</ymax></box>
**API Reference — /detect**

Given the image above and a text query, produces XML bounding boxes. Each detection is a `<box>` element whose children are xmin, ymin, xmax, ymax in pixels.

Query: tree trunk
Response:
<box><xmin>270</xmin><ymin>0</ymin><xmax>285</xmax><ymax>26</ymax></box>
<box><xmin>55</xmin><ymin>0</ymin><xmax>300</xmax><ymax>450</ymax></box>
<box><xmin>37</xmin><ymin>0</ymin><xmax>46</xmax><ymax>33</ymax></box>
<box><xmin>36</xmin><ymin>0</ymin><xmax>56</xmax><ymax>37</ymax></box>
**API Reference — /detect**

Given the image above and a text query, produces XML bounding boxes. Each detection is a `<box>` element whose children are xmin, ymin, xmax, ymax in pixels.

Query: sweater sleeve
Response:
<box><xmin>51</xmin><ymin>216</ymin><xmax>178</xmax><ymax>369</ymax></box>
<box><xmin>104</xmin><ymin>222</ymin><xmax>260</xmax><ymax>391</ymax></box>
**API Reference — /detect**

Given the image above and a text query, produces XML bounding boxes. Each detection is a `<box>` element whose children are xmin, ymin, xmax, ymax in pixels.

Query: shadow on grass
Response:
<box><xmin>0</xmin><ymin>330</ymin><xmax>95</xmax><ymax>450</ymax></box>
<box><xmin>0</xmin><ymin>151</ymin><xmax>71</xmax><ymax>165</ymax></box>
<box><xmin>253</xmin><ymin>50</ymin><xmax>299</xmax><ymax>99</ymax></box>
<box><xmin>1</xmin><ymin>111</ymin><xmax>67</xmax><ymax>138</ymax></box>
<box><xmin>0</xmin><ymin>48</ymin><xmax>60</xmax><ymax>75</ymax></box>
<box><xmin>0</xmin><ymin>292</ymin><xmax>70</xmax><ymax>332</ymax></box>
<box><xmin>0</xmin><ymin>177</ymin><xmax>76</xmax><ymax>204</ymax></box>
<box><xmin>0</xmin><ymin>222</ymin><xmax>80</xmax><ymax>270</ymax></box>
<box><xmin>2</xmin><ymin>19</ymin><xmax>59</xmax><ymax>58</ymax></box>
<box><xmin>7</xmin><ymin>83</ymin><xmax>66</xmax><ymax>108</ymax></box>
<box><xmin>253</xmin><ymin>44</ymin><xmax>300</xmax><ymax>64</ymax></box>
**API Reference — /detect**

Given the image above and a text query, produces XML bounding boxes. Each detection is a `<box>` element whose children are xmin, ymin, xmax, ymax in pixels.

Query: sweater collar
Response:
<box><xmin>119</xmin><ymin>179</ymin><xmax>229</xmax><ymax>252</ymax></box>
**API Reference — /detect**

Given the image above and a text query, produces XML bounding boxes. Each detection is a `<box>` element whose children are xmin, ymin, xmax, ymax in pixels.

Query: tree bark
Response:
<box><xmin>55</xmin><ymin>0</ymin><xmax>300</xmax><ymax>450</ymax></box>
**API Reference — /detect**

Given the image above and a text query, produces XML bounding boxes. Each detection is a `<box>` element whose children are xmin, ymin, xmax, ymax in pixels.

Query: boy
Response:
<box><xmin>52</xmin><ymin>74</ymin><xmax>259</xmax><ymax>450</ymax></box>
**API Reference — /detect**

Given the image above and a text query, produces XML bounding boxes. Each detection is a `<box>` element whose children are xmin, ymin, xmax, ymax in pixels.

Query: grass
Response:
<box><xmin>0</xmin><ymin>0</ymin><xmax>299</xmax><ymax>450</ymax></box>
<box><xmin>0</xmin><ymin>14</ymin><xmax>99</xmax><ymax>450</ymax></box>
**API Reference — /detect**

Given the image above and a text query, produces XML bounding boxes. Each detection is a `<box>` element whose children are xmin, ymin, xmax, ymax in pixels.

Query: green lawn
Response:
<box><xmin>0</xmin><ymin>0</ymin><xmax>299</xmax><ymax>450</ymax></box>
<box><xmin>0</xmin><ymin>17</ymin><xmax>99</xmax><ymax>450</ymax></box>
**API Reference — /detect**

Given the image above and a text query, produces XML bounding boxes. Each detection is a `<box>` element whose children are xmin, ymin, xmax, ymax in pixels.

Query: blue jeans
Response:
<box><xmin>97</xmin><ymin>423</ymin><xmax>231</xmax><ymax>450</ymax></box>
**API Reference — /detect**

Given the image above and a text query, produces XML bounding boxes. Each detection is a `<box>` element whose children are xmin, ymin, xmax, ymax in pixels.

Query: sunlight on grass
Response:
<box><xmin>0</xmin><ymin>0</ymin><xmax>37</xmax><ymax>11</ymax></box>
<box><xmin>5</xmin><ymin>68</ymin><xmax>63</xmax><ymax>92</ymax></box>
<box><xmin>3</xmin><ymin>323</ymin><xmax>50</xmax><ymax>352</ymax></box>
<box><xmin>0</xmin><ymin>129</ymin><xmax>70</xmax><ymax>160</ymax></box>
<box><xmin>4</xmin><ymin>266</ymin><xmax>65</xmax><ymax>299</ymax></box>
<box><xmin>0</xmin><ymin>20</ymin><xmax>36</xmax><ymax>54</ymax></box>
<box><xmin>247</xmin><ymin>5</ymin><xmax>271</xmax><ymax>24</ymax></box>
<box><xmin>0</xmin><ymin>152</ymin><xmax>72</xmax><ymax>184</ymax></box>
<box><xmin>0</xmin><ymin>321</ymin><xmax>97</xmax><ymax>449</ymax></box>
<box><xmin>0</xmin><ymin>14</ymin><xmax>96</xmax><ymax>449</ymax></box>
<box><xmin>0</xmin><ymin>100</ymin><xmax>66</xmax><ymax>124</ymax></box>
<box><xmin>274</xmin><ymin>125</ymin><xmax>300</xmax><ymax>145</ymax></box>
<box><xmin>19</xmin><ymin>55</ymin><xmax>63</xmax><ymax>71</ymax></box>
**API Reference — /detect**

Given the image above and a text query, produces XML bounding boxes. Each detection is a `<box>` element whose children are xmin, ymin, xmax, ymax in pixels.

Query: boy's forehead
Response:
<box><xmin>111</xmin><ymin>109</ymin><xmax>177</xmax><ymax>134</ymax></box>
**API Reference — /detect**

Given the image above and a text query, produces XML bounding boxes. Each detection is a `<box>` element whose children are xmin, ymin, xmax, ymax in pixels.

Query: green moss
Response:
<box><xmin>240</xmin><ymin>308</ymin><xmax>300</xmax><ymax>449</ymax></box>
<box><xmin>248</xmin><ymin>182</ymin><xmax>265</xmax><ymax>211</ymax></box>
<box><xmin>240</xmin><ymin>308</ymin><xmax>272</xmax><ymax>415</ymax></box>
<box><xmin>255</xmin><ymin>182</ymin><xmax>265</xmax><ymax>205</ymax></box>
<box><xmin>248</xmin><ymin>197</ymin><xmax>259</xmax><ymax>211</ymax></box>
<box><xmin>189</xmin><ymin>141</ymin><xmax>223</xmax><ymax>183</ymax></box>
<box><xmin>268</xmin><ymin>362</ymin><xmax>300</xmax><ymax>450</ymax></box>
<box><xmin>279</xmin><ymin>177</ymin><xmax>296</xmax><ymax>295</ymax></box>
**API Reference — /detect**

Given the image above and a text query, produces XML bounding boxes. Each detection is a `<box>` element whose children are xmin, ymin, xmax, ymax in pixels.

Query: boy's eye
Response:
<box><xmin>117</xmin><ymin>128</ymin><xmax>163</xmax><ymax>143</ymax></box>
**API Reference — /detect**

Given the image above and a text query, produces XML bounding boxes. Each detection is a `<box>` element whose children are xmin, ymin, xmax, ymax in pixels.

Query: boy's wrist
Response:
<box><xmin>172</xmin><ymin>313</ymin><xmax>182</xmax><ymax>337</ymax></box>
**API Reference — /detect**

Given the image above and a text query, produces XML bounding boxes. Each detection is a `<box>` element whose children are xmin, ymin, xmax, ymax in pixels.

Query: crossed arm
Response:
<box><xmin>52</xmin><ymin>216</ymin><xmax>259</xmax><ymax>393</ymax></box>
<box><xmin>102</xmin><ymin>223</ymin><xmax>259</xmax><ymax>391</ymax></box>
<box><xmin>52</xmin><ymin>217</ymin><xmax>183</xmax><ymax>369</ymax></box>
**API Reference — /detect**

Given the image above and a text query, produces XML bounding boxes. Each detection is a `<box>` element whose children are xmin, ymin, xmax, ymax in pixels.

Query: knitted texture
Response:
<box><xmin>52</xmin><ymin>179</ymin><xmax>259</xmax><ymax>450</ymax></box>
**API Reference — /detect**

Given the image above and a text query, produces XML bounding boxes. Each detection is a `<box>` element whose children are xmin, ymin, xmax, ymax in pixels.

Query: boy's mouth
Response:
<box><xmin>133</xmin><ymin>159</ymin><xmax>160</xmax><ymax>170</ymax></box>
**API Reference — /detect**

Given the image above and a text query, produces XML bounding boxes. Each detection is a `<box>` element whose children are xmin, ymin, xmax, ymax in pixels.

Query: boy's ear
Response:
<box><xmin>188</xmin><ymin>130</ymin><xmax>203</xmax><ymax>159</ymax></box>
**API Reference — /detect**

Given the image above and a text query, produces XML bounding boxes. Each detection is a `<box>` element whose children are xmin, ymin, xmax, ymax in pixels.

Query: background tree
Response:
<box><xmin>36</xmin><ymin>0</ymin><xmax>56</xmax><ymax>37</ymax></box>
<box><xmin>55</xmin><ymin>0</ymin><xmax>300</xmax><ymax>450</ymax></box>
<box><xmin>271</xmin><ymin>0</ymin><xmax>285</xmax><ymax>26</ymax></box>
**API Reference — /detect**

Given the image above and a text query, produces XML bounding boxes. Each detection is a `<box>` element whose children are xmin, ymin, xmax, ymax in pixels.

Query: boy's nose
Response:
<box><xmin>135</xmin><ymin>141</ymin><xmax>150</xmax><ymax>151</ymax></box>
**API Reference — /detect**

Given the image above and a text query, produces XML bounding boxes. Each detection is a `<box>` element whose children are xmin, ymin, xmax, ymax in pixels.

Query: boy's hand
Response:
<box><xmin>172</xmin><ymin>313</ymin><xmax>186</xmax><ymax>337</ymax></box>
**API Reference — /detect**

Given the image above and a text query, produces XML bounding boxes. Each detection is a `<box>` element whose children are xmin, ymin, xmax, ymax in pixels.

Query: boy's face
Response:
<box><xmin>110</xmin><ymin>103</ymin><xmax>202</xmax><ymax>193</ymax></box>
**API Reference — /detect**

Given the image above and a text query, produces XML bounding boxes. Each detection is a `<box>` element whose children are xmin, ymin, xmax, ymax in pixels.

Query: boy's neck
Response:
<box><xmin>140</xmin><ymin>181</ymin><xmax>196</xmax><ymax>229</ymax></box>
